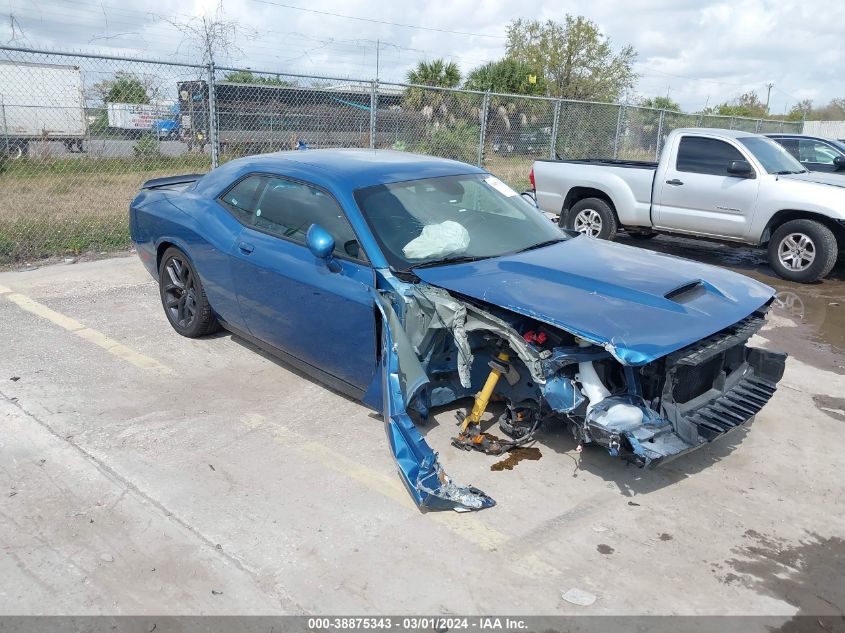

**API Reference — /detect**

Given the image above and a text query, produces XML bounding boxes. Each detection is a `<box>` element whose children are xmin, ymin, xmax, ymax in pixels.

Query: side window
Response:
<box><xmin>798</xmin><ymin>140</ymin><xmax>837</xmax><ymax>164</ymax></box>
<box><xmin>676</xmin><ymin>136</ymin><xmax>745</xmax><ymax>176</ymax></box>
<box><xmin>219</xmin><ymin>175</ymin><xmax>266</xmax><ymax>222</ymax></box>
<box><xmin>253</xmin><ymin>178</ymin><xmax>366</xmax><ymax>261</ymax></box>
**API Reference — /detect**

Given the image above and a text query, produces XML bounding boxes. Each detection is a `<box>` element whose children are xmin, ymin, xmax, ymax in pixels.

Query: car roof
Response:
<box><xmin>672</xmin><ymin>127</ymin><xmax>761</xmax><ymax>140</ymax></box>
<box><xmin>203</xmin><ymin>149</ymin><xmax>485</xmax><ymax>193</ymax></box>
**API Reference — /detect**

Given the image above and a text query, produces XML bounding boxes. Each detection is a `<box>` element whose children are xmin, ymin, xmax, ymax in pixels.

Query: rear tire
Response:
<box><xmin>767</xmin><ymin>219</ymin><xmax>837</xmax><ymax>283</ymax></box>
<box><xmin>159</xmin><ymin>247</ymin><xmax>220</xmax><ymax>337</ymax></box>
<box><xmin>563</xmin><ymin>197</ymin><xmax>618</xmax><ymax>240</ymax></box>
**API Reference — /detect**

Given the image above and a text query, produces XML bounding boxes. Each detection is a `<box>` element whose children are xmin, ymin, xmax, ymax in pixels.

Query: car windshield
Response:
<box><xmin>354</xmin><ymin>174</ymin><xmax>565</xmax><ymax>271</ymax></box>
<box><xmin>739</xmin><ymin>137</ymin><xmax>806</xmax><ymax>174</ymax></box>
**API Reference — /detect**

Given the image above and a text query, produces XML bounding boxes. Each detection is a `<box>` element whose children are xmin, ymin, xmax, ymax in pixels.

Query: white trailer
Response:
<box><xmin>106</xmin><ymin>101</ymin><xmax>174</xmax><ymax>137</ymax></box>
<box><xmin>0</xmin><ymin>60</ymin><xmax>88</xmax><ymax>158</ymax></box>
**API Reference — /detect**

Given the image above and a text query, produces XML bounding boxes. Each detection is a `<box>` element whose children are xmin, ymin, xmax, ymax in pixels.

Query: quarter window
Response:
<box><xmin>219</xmin><ymin>175</ymin><xmax>265</xmax><ymax>221</ymax></box>
<box><xmin>676</xmin><ymin>136</ymin><xmax>745</xmax><ymax>176</ymax></box>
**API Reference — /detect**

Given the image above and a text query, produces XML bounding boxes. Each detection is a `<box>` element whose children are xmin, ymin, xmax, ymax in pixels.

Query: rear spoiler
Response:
<box><xmin>141</xmin><ymin>174</ymin><xmax>206</xmax><ymax>190</ymax></box>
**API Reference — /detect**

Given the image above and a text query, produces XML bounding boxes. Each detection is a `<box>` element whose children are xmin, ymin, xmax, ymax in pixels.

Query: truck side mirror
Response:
<box><xmin>727</xmin><ymin>160</ymin><xmax>755</xmax><ymax>178</ymax></box>
<box><xmin>834</xmin><ymin>156</ymin><xmax>845</xmax><ymax>171</ymax></box>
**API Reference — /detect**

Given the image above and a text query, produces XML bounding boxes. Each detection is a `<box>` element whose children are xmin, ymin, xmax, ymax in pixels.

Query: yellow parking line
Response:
<box><xmin>1</xmin><ymin>289</ymin><xmax>173</xmax><ymax>375</ymax></box>
<box><xmin>242</xmin><ymin>413</ymin><xmax>560</xmax><ymax>579</ymax></box>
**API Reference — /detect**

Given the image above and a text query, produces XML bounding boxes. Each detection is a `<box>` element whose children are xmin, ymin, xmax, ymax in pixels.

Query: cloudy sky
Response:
<box><xmin>2</xmin><ymin>0</ymin><xmax>843</xmax><ymax>113</ymax></box>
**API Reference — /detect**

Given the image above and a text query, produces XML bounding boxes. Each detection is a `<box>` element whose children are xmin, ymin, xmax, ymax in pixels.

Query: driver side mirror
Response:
<box><xmin>306</xmin><ymin>224</ymin><xmax>341</xmax><ymax>272</ymax></box>
<box><xmin>834</xmin><ymin>156</ymin><xmax>845</xmax><ymax>171</ymax></box>
<box><xmin>727</xmin><ymin>160</ymin><xmax>755</xmax><ymax>178</ymax></box>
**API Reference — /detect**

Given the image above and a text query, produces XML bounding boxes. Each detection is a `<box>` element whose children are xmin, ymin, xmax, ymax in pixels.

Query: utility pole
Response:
<box><xmin>765</xmin><ymin>82</ymin><xmax>774</xmax><ymax>114</ymax></box>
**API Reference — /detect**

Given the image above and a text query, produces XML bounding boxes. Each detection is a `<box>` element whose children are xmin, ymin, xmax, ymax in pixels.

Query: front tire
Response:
<box><xmin>767</xmin><ymin>219</ymin><xmax>837</xmax><ymax>283</ymax></box>
<box><xmin>563</xmin><ymin>198</ymin><xmax>618</xmax><ymax>240</ymax></box>
<box><xmin>159</xmin><ymin>247</ymin><xmax>220</xmax><ymax>337</ymax></box>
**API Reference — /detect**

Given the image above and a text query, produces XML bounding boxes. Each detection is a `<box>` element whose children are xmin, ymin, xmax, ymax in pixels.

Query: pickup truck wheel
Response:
<box><xmin>768</xmin><ymin>219</ymin><xmax>838</xmax><ymax>283</ymax></box>
<box><xmin>565</xmin><ymin>198</ymin><xmax>618</xmax><ymax>240</ymax></box>
<box><xmin>159</xmin><ymin>247</ymin><xmax>220</xmax><ymax>338</ymax></box>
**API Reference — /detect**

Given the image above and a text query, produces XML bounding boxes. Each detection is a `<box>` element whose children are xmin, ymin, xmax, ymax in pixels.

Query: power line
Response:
<box><xmin>248</xmin><ymin>0</ymin><xmax>506</xmax><ymax>39</ymax></box>
<box><xmin>6</xmin><ymin>2</ymin><xmax>497</xmax><ymax>70</ymax></box>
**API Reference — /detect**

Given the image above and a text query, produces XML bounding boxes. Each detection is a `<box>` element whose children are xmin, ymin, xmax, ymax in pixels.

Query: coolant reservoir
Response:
<box><xmin>578</xmin><ymin>356</ymin><xmax>644</xmax><ymax>428</ymax></box>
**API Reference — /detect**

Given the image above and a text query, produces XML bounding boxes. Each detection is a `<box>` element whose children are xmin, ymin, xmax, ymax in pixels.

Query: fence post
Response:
<box><xmin>477</xmin><ymin>92</ymin><xmax>490</xmax><ymax>167</ymax></box>
<box><xmin>729</xmin><ymin>116</ymin><xmax>735</xmax><ymax>130</ymax></box>
<box><xmin>755</xmin><ymin>119</ymin><xmax>762</xmax><ymax>133</ymax></box>
<box><xmin>613</xmin><ymin>105</ymin><xmax>624</xmax><ymax>159</ymax></box>
<box><xmin>207</xmin><ymin>61</ymin><xmax>219</xmax><ymax>168</ymax></box>
<box><xmin>549</xmin><ymin>99</ymin><xmax>561</xmax><ymax>160</ymax></box>
<box><xmin>369</xmin><ymin>80</ymin><xmax>377</xmax><ymax>149</ymax></box>
<box><xmin>655</xmin><ymin>109</ymin><xmax>665</xmax><ymax>161</ymax></box>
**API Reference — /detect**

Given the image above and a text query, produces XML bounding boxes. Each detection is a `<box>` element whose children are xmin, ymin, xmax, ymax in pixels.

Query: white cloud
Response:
<box><xmin>2</xmin><ymin>0</ymin><xmax>843</xmax><ymax>113</ymax></box>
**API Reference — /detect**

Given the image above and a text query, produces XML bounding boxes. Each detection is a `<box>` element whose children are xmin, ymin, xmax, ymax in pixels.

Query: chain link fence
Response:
<box><xmin>0</xmin><ymin>45</ymin><xmax>803</xmax><ymax>265</ymax></box>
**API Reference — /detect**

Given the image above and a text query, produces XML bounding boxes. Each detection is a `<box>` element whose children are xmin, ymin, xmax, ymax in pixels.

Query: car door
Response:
<box><xmin>653</xmin><ymin>135</ymin><xmax>761</xmax><ymax>239</ymax></box>
<box><xmin>227</xmin><ymin>175</ymin><xmax>377</xmax><ymax>392</ymax></box>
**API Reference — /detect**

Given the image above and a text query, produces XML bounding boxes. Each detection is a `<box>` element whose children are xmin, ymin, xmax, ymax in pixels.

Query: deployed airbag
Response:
<box><xmin>403</xmin><ymin>221</ymin><xmax>470</xmax><ymax>260</ymax></box>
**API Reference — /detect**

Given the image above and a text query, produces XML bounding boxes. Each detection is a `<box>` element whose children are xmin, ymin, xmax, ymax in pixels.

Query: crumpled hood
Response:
<box><xmin>413</xmin><ymin>237</ymin><xmax>774</xmax><ymax>365</ymax></box>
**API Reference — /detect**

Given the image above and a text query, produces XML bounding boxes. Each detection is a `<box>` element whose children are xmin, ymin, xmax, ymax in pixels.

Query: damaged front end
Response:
<box><xmin>373</xmin><ymin>272</ymin><xmax>786</xmax><ymax>512</ymax></box>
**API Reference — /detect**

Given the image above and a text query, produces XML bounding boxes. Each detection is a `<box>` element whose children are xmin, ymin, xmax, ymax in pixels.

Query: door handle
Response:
<box><xmin>238</xmin><ymin>241</ymin><xmax>254</xmax><ymax>254</ymax></box>
<box><xmin>665</xmin><ymin>178</ymin><xmax>684</xmax><ymax>186</ymax></box>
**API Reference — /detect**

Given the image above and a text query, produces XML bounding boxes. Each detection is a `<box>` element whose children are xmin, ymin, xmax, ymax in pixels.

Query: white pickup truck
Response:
<box><xmin>531</xmin><ymin>128</ymin><xmax>845</xmax><ymax>282</ymax></box>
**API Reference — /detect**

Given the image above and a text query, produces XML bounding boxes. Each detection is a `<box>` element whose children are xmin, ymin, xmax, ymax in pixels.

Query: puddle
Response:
<box><xmin>490</xmin><ymin>446</ymin><xmax>541</xmax><ymax>471</ymax></box>
<box><xmin>725</xmin><ymin>529</ymin><xmax>844</xmax><ymax>620</ymax></box>
<box><xmin>617</xmin><ymin>235</ymin><xmax>845</xmax><ymax>373</ymax></box>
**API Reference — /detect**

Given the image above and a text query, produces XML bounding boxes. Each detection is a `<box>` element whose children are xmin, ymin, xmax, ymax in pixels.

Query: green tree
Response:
<box><xmin>94</xmin><ymin>72</ymin><xmax>151</xmax><ymax>104</ymax></box>
<box><xmin>406</xmin><ymin>59</ymin><xmax>461</xmax><ymax>88</ymax></box>
<box><xmin>785</xmin><ymin>99</ymin><xmax>813</xmax><ymax>122</ymax></box>
<box><xmin>639</xmin><ymin>96</ymin><xmax>681</xmax><ymax>112</ymax></box>
<box><xmin>403</xmin><ymin>59</ymin><xmax>466</xmax><ymax>122</ymax></box>
<box><xmin>706</xmin><ymin>91</ymin><xmax>767</xmax><ymax>118</ymax></box>
<box><xmin>223</xmin><ymin>70</ymin><xmax>293</xmax><ymax>87</ymax></box>
<box><xmin>505</xmin><ymin>16</ymin><xmax>637</xmax><ymax>101</ymax></box>
<box><xmin>463</xmin><ymin>58</ymin><xmax>546</xmax><ymax>95</ymax></box>
<box><xmin>89</xmin><ymin>73</ymin><xmax>152</xmax><ymax>135</ymax></box>
<box><xmin>810</xmin><ymin>98</ymin><xmax>845</xmax><ymax>121</ymax></box>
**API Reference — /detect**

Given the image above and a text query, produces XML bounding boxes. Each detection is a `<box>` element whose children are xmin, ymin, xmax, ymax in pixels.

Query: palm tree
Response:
<box><xmin>406</xmin><ymin>59</ymin><xmax>461</xmax><ymax>88</ymax></box>
<box><xmin>403</xmin><ymin>59</ymin><xmax>464</xmax><ymax>123</ymax></box>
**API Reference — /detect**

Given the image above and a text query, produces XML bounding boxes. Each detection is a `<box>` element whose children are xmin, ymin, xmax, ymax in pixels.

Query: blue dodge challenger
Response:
<box><xmin>130</xmin><ymin>149</ymin><xmax>786</xmax><ymax>511</ymax></box>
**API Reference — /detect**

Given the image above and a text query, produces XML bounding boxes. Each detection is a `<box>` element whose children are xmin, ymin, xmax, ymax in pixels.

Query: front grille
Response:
<box><xmin>669</xmin><ymin>313</ymin><xmax>767</xmax><ymax>367</ymax></box>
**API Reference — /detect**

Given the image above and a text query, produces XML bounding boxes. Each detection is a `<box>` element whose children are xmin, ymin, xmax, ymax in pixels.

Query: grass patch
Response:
<box><xmin>0</xmin><ymin>159</ymin><xmax>210</xmax><ymax>263</ymax></box>
<box><xmin>1</xmin><ymin>154</ymin><xmax>211</xmax><ymax>178</ymax></box>
<box><xmin>0</xmin><ymin>214</ymin><xmax>130</xmax><ymax>263</ymax></box>
<box><xmin>483</xmin><ymin>153</ymin><xmax>535</xmax><ymax>192</ymax></box>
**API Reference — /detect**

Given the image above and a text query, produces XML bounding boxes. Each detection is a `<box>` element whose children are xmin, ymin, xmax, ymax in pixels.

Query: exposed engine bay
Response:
<box><xmin>373</xmin><ymin>277</ymin><xmax>787</xmax><ymax>513</ymax></box>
